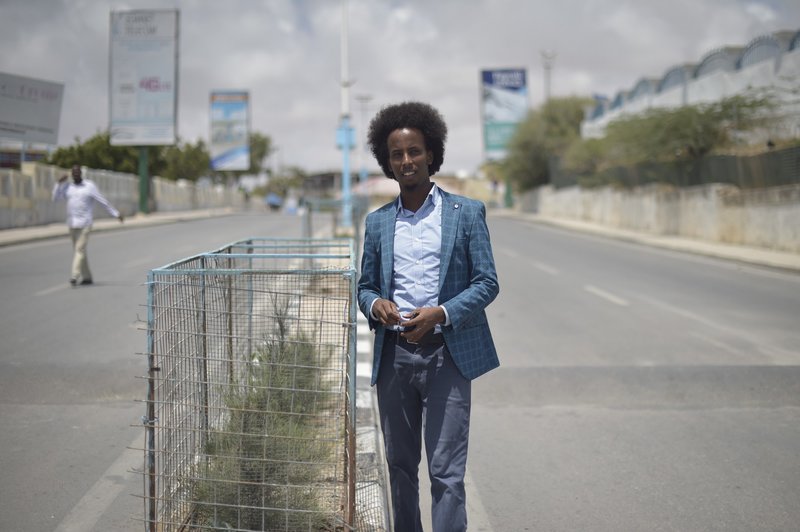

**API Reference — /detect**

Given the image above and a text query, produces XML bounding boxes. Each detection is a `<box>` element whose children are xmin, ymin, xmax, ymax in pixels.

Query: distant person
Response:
<box><xmin>52</xmin><ymin>164</ymin><xmax>124</xmax><ymax>286</ymax></box>
<box><xmin>358</xmin><ymin>101</ymin><xmax>500</xmax><ymax>531</ymax></box>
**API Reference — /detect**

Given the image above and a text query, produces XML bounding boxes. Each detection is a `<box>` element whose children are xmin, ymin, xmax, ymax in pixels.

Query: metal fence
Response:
<box><xmin>299</xmin><ymin>196</ymin><xmax>391</xmax><ymax>531</ymax></box>
<box><xmin>140</xmin><ymin>238</ymin><xmax>357</xmax><ymax>531</ymax></box>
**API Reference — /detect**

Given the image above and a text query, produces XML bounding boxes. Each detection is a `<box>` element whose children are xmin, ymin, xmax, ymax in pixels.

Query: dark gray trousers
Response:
<box><xmin>377</xmin><ymin>333</ymin><xmax>471</xmax><ymax>532</ymax></box>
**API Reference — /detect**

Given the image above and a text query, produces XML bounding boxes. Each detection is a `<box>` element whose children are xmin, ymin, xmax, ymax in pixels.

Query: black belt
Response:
<box><xmin>386</xmin><ymin>329</ymin><xmax>445</xmax><ymax>348</ymax></box>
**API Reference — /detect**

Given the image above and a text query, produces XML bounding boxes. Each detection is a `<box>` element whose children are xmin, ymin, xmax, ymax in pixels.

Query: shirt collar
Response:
<box><xmin>396</xmin><ymin>183</ymin><xmax>440</xmax><ymax>214</ymax></box>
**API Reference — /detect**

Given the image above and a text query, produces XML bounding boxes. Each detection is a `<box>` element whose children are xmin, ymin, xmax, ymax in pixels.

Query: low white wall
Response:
<box><xmin>0</xmin><ymin>163</ymin><xmax>245</xmax><ymax>229</ymax></box>
<box><xmin>522</xmin><ymin>183</ymin><xmax>800</xmax><ymax>253</ymax></box>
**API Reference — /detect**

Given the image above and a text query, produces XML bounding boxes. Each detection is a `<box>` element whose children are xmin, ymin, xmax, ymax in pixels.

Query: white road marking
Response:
<box><xmin>499</xmin><ymin>247</ymin><xmax>519</xmax><ymax>259</ymax></box>
<box><xmin>584</xmin><ymin>284</ymin><xmax>629</xmax><ymax>306</ymax></box>
<box><xmin>498</xmin><ymin>246</ymin><xmax>559</xmax><ymax>275</ymax></box>
<box><xmin>639</xmin><ymin>294</ymin><xmax>725</xmax><ymax>330</ymax></box>
<box><xmin>54</xmin><ymin>432</ymin><xmax>142</xmax><ymax>532</ymax></box>
<box><xmin>531</xmin><ymin>260</ymin><xmax>559</xmax><ymax>275</ymax></box>
<box><xmin>638</xmin><ymin>294</ymin><xmax>798</xmax><ymax>363</ymax></box>
<box><xmin>689</xmin><ymin>331</ymin><xmax>745</xmax><ymax>357</ymax></box>
<box><xmin>35</xmin><ymin>283</ymin><xmax>70</xmax><ymax>297</ymax></box>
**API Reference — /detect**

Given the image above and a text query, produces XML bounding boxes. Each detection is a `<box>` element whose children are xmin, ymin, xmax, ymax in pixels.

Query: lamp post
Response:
<box><xmin>541</xmin><ymin>49</ymin><xmax>556</xmax><ymax>103</ymax></box>
<box><xmin>337</xmin><ymin>0</ymin><xmax>354</xmax><ymax>230</ymax></box>
<box><xmin>355</xmin><ymin>94</ymin><xmax>372</xmax><ymax>184</ymax></box>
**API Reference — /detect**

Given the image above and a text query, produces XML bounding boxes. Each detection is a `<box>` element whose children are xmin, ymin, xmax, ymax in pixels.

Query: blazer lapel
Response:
<box><xmin>439</xmin><ymin>190</ymin><xmax>460</xmax><ymax>290</ymax></box>
<box><xmin>380</xmin><ymin>201</ymin><xmax>397</xmax><ymax>297</ymax></box>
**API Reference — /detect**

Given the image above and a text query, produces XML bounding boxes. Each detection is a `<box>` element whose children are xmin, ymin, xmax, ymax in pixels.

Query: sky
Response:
<box><xmin>2</xmin><ymin>0</ymin><xmax>799</xmax><ymax>176</ymax></box>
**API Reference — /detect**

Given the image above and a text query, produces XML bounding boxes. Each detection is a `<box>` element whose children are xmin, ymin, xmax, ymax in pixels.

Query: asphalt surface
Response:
<box><xmin>0</xmin><ymin>210</ymin><xmax>309</xmax><ymax>532</ymax></box>
<box><xmin>1</xmin><ymin>207</ymin><xmax>799</xmax><ymax>531</ymax></box>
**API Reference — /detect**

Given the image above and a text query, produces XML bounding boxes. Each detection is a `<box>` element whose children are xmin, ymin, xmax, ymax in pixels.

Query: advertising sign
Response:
<box><xmin>210</xmin><ymin>91</ymin><xmax>250</xmax><ymax>171</ymax></box>
<box><xmin>480</xmin><ymin>68</ymin><xmax>529</xmax><ymax>159</ymax></box>
<box><xmin>0</xmin><ymin>72</ymin><xmax>64</xmax><ymax>145</ymax></box>
<box><xmin>109</xmin><ymin>9</ymin><xmax>179</xmax><ymax>146</ymax></box>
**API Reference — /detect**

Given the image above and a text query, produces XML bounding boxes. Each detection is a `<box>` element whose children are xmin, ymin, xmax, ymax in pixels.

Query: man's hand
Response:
<box><xmin>399</xmin><ymin>306</ymin><xmax>445</xmax><ymax>343</ymax></box>
<box><xmin>118</xmin><ymin>215</ymin><xmax>125</xmax><ymax>223</ymax></box>
<box><xmin>58</xmin><ymin>175</ymin><xmax>68</xmax><ymax>183</ymax></box>
<box><xmin>372</xmin><ymin>299</ymin><xmax>401</xmax><ymax>327</ymax></box>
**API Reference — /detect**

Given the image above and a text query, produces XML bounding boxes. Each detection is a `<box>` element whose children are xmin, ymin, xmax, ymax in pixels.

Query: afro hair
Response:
<box><xmin>367</xmin><ymin>101</ymin><xmax>448</xmax><ymax>179</ymax></box>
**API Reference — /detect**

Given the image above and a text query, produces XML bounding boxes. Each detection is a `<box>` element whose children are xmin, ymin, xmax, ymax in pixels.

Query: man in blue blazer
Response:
<box><xmin>358</xmin><ymin>101</ymin><xmax>500</xmax><ymax>532</ymax></box>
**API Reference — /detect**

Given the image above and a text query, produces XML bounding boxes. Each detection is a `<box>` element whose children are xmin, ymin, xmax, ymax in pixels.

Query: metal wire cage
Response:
<box><xmin>139</xmin><ymin>238</ymin><xmax>357</xmax><ymax>531</ymax></box>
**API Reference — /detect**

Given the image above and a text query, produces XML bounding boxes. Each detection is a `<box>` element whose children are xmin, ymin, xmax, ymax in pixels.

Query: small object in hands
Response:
<box><xmin>390</xmin><ymin>313</ymin><xmax>415</xmax><ymax>332</ymax></box>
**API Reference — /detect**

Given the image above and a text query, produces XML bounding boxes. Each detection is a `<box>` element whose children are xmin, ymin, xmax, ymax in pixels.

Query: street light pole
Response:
<box><xmin>541</xmin><ymin>49</ymin><xmax>556</xmax><ymax>103</ymax></box>
<box><xmin>355</xmin><ymin>94</ymin><xmax>372</xmax><ymax>184</ymax></box>
<box><xmin>337</xmin><ymin>0</ymin><xmax>354</xmax><ymax>230</ymax></box>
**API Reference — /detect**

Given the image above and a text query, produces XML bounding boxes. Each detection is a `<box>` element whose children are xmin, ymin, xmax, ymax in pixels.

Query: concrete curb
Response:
<box><xmin>355</xmin><ymin>312</ymin><xmax>392</xmax><ymax>531</ymax></box>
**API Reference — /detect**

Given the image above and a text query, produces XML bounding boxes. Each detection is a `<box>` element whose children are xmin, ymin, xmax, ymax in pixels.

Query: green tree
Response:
<box><xmin>248</xmin><ymin>132</ymin><xmax>271</xmax><ymax>175</ymax></box>
<box><xmin>47</xmin><ymin>131</ymin><xmax>165</xmax><ymax>176</ymax></box>
<box><xmin>162</xmin><ymin>139</ymin><xmax>211</xmax><ymax>181</ymax></box>
<box><xmin>556</xmin><ymin>93</ymin><xmax>777</xmax><ymax>187</ymax></box>
<box><xmin>253</xmin><ymin>165</ymin><xmax>306</xmax><ymax>198</ymax></box>
<box><xmin>562</xmin><ymin>137</ymin><xmax>608</xmax><ymax>176</ymax></box>
<box><xmin>602</xmin><ymin>93</ymin><xmax>775</xmax><ymax>165</ymax></box>
<box><xmin>502</xmin><ymin>96</ymin><xmax>593</xmax><ymax>191</ymax></box>
<box><xmin>47</xmin><ymin>130</ymin><xmax>275</xmax><ymax>181</ymax></box>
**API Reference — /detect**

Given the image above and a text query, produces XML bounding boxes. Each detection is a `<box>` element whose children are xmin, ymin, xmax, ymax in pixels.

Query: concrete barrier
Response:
<box><xmin>522</xmin><ymin>183</ymin><xmax>800</xmax><ymax>253</ymax></box>
<box><xmin>0</xmin><ymin>163</ymin><xmax>245</xmax><ymax>230</ymax></box>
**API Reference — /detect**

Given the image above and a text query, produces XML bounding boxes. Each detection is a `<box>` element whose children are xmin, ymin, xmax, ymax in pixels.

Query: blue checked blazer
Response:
<box><xmin>358</xmin><ymin>188</ymin><xmax>500</xmax><ymax>385</ymax></box>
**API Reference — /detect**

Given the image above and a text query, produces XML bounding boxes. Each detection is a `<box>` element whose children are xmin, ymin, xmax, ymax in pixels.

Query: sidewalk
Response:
<box><xmin>0</xmin><ymin>208</ymin><xmax>236</xmax><ymax>247</ymax></box>
<box><xmin>492</xmin><ymin>209</ymin><xmax>800</xmax><ymax>273</ymax></box>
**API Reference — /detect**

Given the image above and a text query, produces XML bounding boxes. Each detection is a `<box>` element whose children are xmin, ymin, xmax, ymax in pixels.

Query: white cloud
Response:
<box><xmin>745</xmin><ymin>2</ymin><xmax>778</xmax><ymax>23</ymax></box>
<box><xmin>1</xmin><ymin>0</ymin><xmax>798</xmax><ymax>175</ymax></box>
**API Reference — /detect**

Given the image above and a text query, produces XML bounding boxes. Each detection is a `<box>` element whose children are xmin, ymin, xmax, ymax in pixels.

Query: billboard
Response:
<box><xmin>210</xmin><ymin>91</ymin><xmax>250</xmax><ymax>171</ymax></box>
<box><xmin>109</xmin><ymin>9</ymin><xmax>179</xmax><ymax>146</ymax></box>
<box><xmin>480</xmin><ymin>68</ymin><xmax>529</xmax><ymax>160</ymax></box>
<box><xmin>0</xmin><ymin>72</ymin><xmax>64</xmax><ymax>145</ymax></box>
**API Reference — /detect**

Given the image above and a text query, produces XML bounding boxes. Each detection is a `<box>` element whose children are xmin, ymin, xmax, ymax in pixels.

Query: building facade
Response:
<box><xmin>581</xmin><ymin>30</ymin><xmax>800</xmax><ymax>141</ymax></box>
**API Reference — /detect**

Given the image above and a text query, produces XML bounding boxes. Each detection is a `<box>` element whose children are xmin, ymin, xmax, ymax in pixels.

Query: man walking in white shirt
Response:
<box><xmin>52</xmin><ymin>164</ymin><xmax>124</xmax><ymax>286</ymax></box>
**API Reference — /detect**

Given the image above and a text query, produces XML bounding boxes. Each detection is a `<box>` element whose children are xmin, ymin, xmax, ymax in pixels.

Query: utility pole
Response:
<box><xmin>355</xmin><ymin>94</ymin><xmax>372</xmax><ymax>184</ymax></box>
<box><xmin>337</xmin><ymin>0</ymin><xmax>354</xmax><ymax>230</ymax></box>
<box><xmin>541</xmin><ymin>49</ymin><xmax>556</xmax><ymax>103</ymax></box>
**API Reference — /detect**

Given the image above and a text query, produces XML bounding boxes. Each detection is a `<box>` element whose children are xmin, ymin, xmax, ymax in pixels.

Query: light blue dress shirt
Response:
<box><xmin>370</xmin><ymin>184</ymin><xmax>450</xmax><ymax>331</ymax></box>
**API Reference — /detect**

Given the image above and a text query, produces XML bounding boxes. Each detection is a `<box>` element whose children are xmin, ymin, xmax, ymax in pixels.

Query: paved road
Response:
<box><xmin>460</xmin><ymin>215</ymin><xmax>800</xmax><ymax>531</ymax></box>
<box><xmin>2</xmin><ymin>210</ymin><xmax>799</xmax><ymax>531</ymax></box>
<box><xmin>0</xmin><ymin>212</ymin><xmax>306</xmax><ymax>532</ymax></box>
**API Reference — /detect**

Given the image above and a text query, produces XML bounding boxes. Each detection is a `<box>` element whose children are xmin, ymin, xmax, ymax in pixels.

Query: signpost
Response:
<box><xmin>109</xmin><ymin>9</ymin><xmax>179</xmax><ymax>213</ymax></box>
<box><xmin>210</xmin><ymin>91</ymin><xmax>250</xmax><ymax>172</ymax></box>
<box><xmin>0</xmin><ymin>71</ymin><xmax>64</xmax><ymax>147</ymax></box>
<box><xmin>480</xmin><ymin>68</ymin><xmax>529</xmax><ymax>206</ymax></box>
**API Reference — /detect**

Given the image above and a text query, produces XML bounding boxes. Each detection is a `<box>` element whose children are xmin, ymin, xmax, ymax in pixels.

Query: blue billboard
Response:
<box><xmin>210</xmin><ymin>91</ymin><xmax>250</xmax><ymax>171</ymax></box>
<box><xmin>481</xmin><ymin>68</ymin><xmax>529</xmax><ymax>160</ymax></box>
